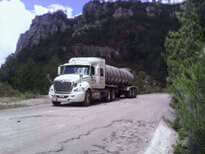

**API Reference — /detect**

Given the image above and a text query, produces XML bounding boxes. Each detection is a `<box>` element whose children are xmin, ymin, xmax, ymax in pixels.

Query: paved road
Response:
<box><xmin>0</xmin><ymin>94</ymin><xmax>172</xmax><ymax>154</ymax></box>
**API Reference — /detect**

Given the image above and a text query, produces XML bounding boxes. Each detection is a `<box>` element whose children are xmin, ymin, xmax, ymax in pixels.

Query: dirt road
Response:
<box><xmin>0</xmin><ymin>94</ymin><xmax>173</xmax><ymax>154</ymax></box>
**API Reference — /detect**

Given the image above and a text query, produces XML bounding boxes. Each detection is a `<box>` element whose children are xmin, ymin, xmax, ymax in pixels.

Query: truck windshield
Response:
<box><xmin>63</xmin><ymin>65</ymin><xmax>90</xmax><ymax>75</ymax></box>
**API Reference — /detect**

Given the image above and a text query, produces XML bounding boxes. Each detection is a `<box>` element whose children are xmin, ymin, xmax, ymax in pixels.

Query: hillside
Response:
<box><xmin>0</xmin><ymin>1</ymin><xmax>180</xmax><ymax>93</ymax></box>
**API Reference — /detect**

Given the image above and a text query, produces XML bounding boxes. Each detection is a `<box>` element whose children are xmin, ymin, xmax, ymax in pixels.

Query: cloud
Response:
<box><xmin>158</xmin><ymin>0</ymin><xmax>185</xmax><ymax>3</ymax></box>
<box><xmin>104</xmin><ymin>0</ymin><xmax>184</xmax><ymax>3</ymax></box>
<box><xmin>34</xmin><ymin>4</ymin><xmax>73</xmax><ymax>18</ymax></box>
<box><xmin>0</xmin><ymin>0</ymin><xmax>73</xmax><ymax>66</ymax></box>
<box><xmin>0</xmin><ymin>0</ymin><xmax>34</xmax><ymax>66</ymax></box>
<box><xmin>103</xmin><ymin>0</ymin><xmax>112</xmax><ymax>1</ymax></box>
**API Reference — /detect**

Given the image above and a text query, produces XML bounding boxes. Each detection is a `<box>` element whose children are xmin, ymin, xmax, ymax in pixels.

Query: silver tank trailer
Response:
<box><xmin>105</xmin><ymin>65</ymin><xmax>134</xmax><ymax>86</ymax></box>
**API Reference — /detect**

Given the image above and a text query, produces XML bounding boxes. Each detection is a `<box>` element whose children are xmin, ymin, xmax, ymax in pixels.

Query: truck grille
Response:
<box><xmin>54</xmin><ymin>81</ymin><xmax>72</xmax><ymax>93</ymax></box>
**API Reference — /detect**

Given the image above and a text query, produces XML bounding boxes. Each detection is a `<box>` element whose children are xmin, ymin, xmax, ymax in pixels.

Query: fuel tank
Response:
<box><xmin>105</xmin><ymin>65</ymin><xmax>134</xmax><ymax>85</ymax></box>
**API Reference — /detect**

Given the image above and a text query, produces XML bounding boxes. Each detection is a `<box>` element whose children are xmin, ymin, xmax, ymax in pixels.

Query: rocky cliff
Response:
<box><xmin>16</xmin><ymin>11</ymin><xmax>72</xmax><ymax>54</ymax></box>
<box><xmin>0</xmin><ymin>1</ymin><xmax>181</xmax><ymax>93</ymax></box>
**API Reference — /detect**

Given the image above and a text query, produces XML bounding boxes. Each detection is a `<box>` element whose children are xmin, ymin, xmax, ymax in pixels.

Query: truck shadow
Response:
<box><xmin>53</xmin><ymin>98</ymin><xmax>124</xmax><ymax>108</ymax></box>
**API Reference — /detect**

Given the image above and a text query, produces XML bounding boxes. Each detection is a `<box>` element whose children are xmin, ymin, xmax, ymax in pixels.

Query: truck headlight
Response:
<box><xmin>49</xmin><ymin>85</ymin><xmax>54</xmax><ymax>92</ymax></box>
<box><xmin>73</xmin><ymin>82</ymin><xmax>78</xmax><ymax>87</ymax></box>
<box><xmin>49</xmin><ymin>85</ymin><xmax>55</xmax><ymax>97</ymax></box>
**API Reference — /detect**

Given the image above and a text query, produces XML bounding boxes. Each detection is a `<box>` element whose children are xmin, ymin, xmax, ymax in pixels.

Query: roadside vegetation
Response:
<box><xmin>133</xmin><ymin>71</ymin><xmax>166</xmax><ymax>94</ymax></box>
<box><xmin>0</xmin><ymin>82</ymin><xmax>38</xmax><ymax>103</ymax></box>
<box><xmin>165</xmin><ymin>0</ymin><xmax>205</xmax><ymax>153</ymax></box>
<box><xmin>0</xmin><ymin>82</ymin><xmax>21</xmax><ymax>97</ymax></box>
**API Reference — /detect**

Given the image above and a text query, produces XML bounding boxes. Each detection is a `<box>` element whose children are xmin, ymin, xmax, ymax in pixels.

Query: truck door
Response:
<box><xmin>90</xmin><ymin>65</ymin><xmax>97</xmax><ymax>89</ymax></box>
<box><xmin>96</xmin><ymin>64</ymin><xmax>105</xmax><ymax>89</ymax></box>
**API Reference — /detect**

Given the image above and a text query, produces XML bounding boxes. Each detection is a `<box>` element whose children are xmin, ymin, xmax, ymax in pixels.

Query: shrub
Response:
<box><xmin>0</xmin><ymin>82</ymin><xmax>21</xmax><ymax>97</ymax></box>
<box><xmin>165</xmin><ymin>0</ymin><xmax>205</xmax><ymax>152</ymax></box>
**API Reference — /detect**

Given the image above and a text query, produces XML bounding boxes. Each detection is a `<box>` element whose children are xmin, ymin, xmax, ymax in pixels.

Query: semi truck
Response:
<box><xmin>48</xmin><ymin>57</ymin><xmax>137</xmax><ymax>106</ymax></box>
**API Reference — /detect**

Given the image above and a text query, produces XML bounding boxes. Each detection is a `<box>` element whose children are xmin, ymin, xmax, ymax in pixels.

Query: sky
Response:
<box><xmin>0</xmin><ymin>0</ymin><xmax>90</xmax><ymax>66</ymax></box>
<box><xmin>21</xmin><ymin>0</ymin><xmax>90</xmax><ymax>16</ymax></box>
<box><xmin>0</xmin><ymin>0</ymin><xmax>184</xmax><ymax>67</ymax></box>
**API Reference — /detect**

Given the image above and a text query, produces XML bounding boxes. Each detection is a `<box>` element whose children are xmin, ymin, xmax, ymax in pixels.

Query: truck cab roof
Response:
<box><xmin>63</xmin><ymin>57</ymin><xmax>105</xmax><ymax>66</ymax></box>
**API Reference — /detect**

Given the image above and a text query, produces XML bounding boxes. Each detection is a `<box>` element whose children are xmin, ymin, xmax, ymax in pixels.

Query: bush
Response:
<box><xmin>165</xmin><ymin>0</ymin><xmax>205</xmax><ymax>153</ymax></box>
<box><xmin>133</xmin><ymin>71</ymin><xmax>165</xmax><ymax>94</ymax></box>
<box><xmin>0</xmin><ymin>82</ymin><xmax>21</xmax><ymax>97</ymax></box>
<box><xmin>0</xmin><ymin>82</ymin><xmax>38</xmax><ymax>100</ymax></box>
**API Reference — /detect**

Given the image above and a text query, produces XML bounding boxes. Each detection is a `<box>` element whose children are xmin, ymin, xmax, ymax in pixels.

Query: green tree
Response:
<box><xmin>165</xmin><ymin>0</ymin><xmax>205</xmax><ymax>153</ymax></box>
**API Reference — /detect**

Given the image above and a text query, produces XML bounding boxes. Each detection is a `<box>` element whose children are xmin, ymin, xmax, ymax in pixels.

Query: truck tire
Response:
<box><xmin>106</xmin><ymin>90</ymin><xmax>111</xmax><ymax>102</ymax></box>
<box><xmin>126</xmin><ymin>89</ymin><xmax>133</xmax><ymax>98</ymax></box>
<box><xmin>83</xmin><ymin>90</ymin><xmax>92</xmax><ymax>106</ymax></box>
<box><xmin>52</xmin><ymin>101</ymin><xmax>61</xmax><ymax>106</ymax></box>
<box><xmin>130</xmin><ymin>88</ymin><xmax>137</xmax><ymax>98</ymax></box>
<box><xmin>111</xmin><ymin>89</ymin><xmax>116</xmax><ymax>101</ymax></box>
<box><xmin>133</xmin><ymin>89</ymin><xmax>137</xmax><ymax>98</ymax></box>
<box><xmin>116</xmin><ymin>90</ymin><xmax>121</xmax><ymax>98</ymax></box>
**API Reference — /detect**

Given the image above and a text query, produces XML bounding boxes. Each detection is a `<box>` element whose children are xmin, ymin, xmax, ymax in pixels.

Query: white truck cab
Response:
<box><xmin>49</xmin><ymin>57</ymin><xmax>106</xmax><ymax>106</ymax></box>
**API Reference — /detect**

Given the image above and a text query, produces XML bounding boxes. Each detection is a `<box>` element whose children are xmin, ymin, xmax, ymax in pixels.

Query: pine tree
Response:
<box><xmin>165</xmin><ymin>0</ymin><xmax>205</xmax><ymax>153</ymax></box>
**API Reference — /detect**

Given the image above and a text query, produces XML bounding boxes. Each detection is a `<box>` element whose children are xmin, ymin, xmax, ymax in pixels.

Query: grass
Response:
<box><xmin>0</xmin><ymin>82</ymin><xmax>38</xmax><ymax>98</ymax></box>
<box><xmin>0</xmin><ymin>82</ymin><xmax>39</xmax><ymax>107</ymax></box>
<box><xmin>0</xmin><ymin>82</ymin><xmax>21</xmax><ymax>97</ymax></box>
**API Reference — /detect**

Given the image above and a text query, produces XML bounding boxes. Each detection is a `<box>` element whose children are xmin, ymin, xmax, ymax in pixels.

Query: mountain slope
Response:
<box><xmin>0</xmin><ymin>1</ymin><xmax>180</xmax><ymax>93</ymax></box>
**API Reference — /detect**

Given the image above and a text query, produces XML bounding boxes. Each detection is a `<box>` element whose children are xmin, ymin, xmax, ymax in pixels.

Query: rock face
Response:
<box><xmin>83</xmin><ymin>0</ymin><xmax>106</xmax><ymax>22</ymax></box>
<box><xmin>72</xmin><ymin>45</ymin><xmax>119</xmax><ymax>60</ymax></box>
<box><xmin>113</xmin><ymin>7</ymin><xmax>134</xmax><ymax>18</ymax></box>
<box><xmin>146</xmin><ymin>6</ymin><xmax>159</xmax><ymax>16</ymax></box>
<box><xmin>16</xmin><ymin>11</ymin><xmax>71</xmax><ymax>54</ymax></box>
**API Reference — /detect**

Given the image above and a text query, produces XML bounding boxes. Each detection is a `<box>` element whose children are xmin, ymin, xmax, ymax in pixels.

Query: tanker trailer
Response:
<box><xmin>49</xmin><ymin>57</ymin><xmax>137</xmax><ymax>106</ymax></box>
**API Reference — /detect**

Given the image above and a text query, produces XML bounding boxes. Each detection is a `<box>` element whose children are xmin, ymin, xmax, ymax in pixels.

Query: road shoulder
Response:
<box><xmin>145</xmin><ymin>120</ymin><xmax>178</xmax><ymax>154</ymax></box>
<box><xmin>0</xmin><ymin>96</ymin><xmax>49</xmax><ymax>110</ymax></box>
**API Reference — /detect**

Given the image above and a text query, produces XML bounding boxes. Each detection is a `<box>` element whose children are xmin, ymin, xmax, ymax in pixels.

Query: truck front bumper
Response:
<box><xmin>49</xmin><ymin>92</ymin><xmax>85</xmax><ymax>104</ymax></box>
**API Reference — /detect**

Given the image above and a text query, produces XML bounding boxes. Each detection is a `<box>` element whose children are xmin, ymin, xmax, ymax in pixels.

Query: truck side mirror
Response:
<box><xmin>80</xmin><ymin>73</ymin><xmax>83</xmax><ymax>79</ymax></box>
<box><xmin>46</xmin><ymin>73</ymin><xmax>53</xmax><ymax>84</ymax></box>
<box><xmin>58</xmin><ymin>66</ymin><xmax>61</xmax><ymax>76</ymax></box>
<box><xmin>91</xmin><ymin>66</ymin><xmax>95</xmax><ymax>76</ymax></box>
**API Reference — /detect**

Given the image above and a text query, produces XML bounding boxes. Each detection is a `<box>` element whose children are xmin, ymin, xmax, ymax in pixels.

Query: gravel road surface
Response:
<box><xmin>0</xmin><ymin>94</ymin><xmax>173</xmax><ymax>154</ymax></box>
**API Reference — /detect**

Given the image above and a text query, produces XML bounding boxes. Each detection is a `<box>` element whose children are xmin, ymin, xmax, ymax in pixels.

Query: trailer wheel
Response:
<box><xmin>130</xmin><ymin>88</ymin><xmax>137</xmax><ymax>98</ymax></box>
<box><xmin>111</xmin><ymin>89</ymin><xmax>116</xmax><ymax>101</ymax></box>
<box><xmin>83</xmin><ymin>90</ymin><xmax>92</xmax><ymax>106</ymax></box>
<box><xmin>106</xmin><ymin>90</ymin><xmax>111</xmax><ymax>102</ymax></box>
<box><xmin>116</xmin><ymin>91</ymin><xmax>121</xmax><ymax>98</ymax></box>
<box><xmin>126</xmin><ymin>89</ymin><xmax>133</xmax><ymax>98</ymax></box>
<box><xmin>52</xmin><ymin>101</ymin><xmax>61</xmax><ymax>106</ymax></box>
<box><xmin>133</xmin><ymin>89</ymin><xmax>137</xmax><ymax>98</ymax></box>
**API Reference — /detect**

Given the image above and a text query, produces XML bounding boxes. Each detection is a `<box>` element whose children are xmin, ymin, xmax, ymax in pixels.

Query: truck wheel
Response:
<box><xmin>111</xmin><ymin>90</ymin><xmax>116</xmax><ymax>101</ymax></box>
<box><xmin>83</xmin><ymin>90</ymin><xmax>92</xmax><ymax>106</ymax></box>
<box><xmin>52</xmin><ymin>101</ymin><xmax>61</xmax><ymax>106</ymax></box>
<box><xmin>130</xmin><ymin>89</ymin><xmax>137</xmax><ymax>98</ymax></box>
<box><xmin>133</xmin><ymin>89</ymin><xmax>137</xmax><ymax>98</ymax></box>
<box><xmin>126</xmin><ymin>89</ymin><xmax>132</xmax><ymax>98</ymax></box>
<box><xmin>116</xmin><ymin>92</ymin><xmax>121</xmax><ymax>98</ymax></box>
<box><xmin>106</xmin><ymin>90</ymin><xmax>111</xmax><ymax>102</ymax></box>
